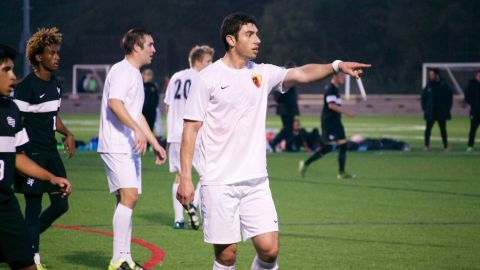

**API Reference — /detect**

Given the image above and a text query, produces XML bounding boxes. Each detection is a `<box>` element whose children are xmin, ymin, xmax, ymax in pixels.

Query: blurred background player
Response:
<box><xmin>0</xmin><ymin>43</ymin><xmax>72</xmax><ymax>270</ymax></box>
<box><xmin>299</xmin><ymin>73</ymin><xmax>356</xmax><ymax>179</ymax></box>
<box><xmin>164</xmin><ymin>45</ymin><xmax>214</xmax><ymax>229</ymax></box>
<box><xmin>421</xmin><ymin>68</ymin><xmax>453</xmax><ymax>152</ymax></box>
<box><xmin>269</xmin><ymin>61</ymin><xmax>299</xmax><ymax>152</ymax></box>
<box><xmin>98</xmin><ymin>28</ymin><xmax>166</xmax><ymax>270</ymax></box>
<box><xmin>13</xmin><ymin>27</ymin><xmax>75</xmax><ymax>270</ymax></box>
<box><xmin>464</xmin><ymin>70</ymin><xmax>480</xmax><ymax>152</ymax></box>
<box><xmin>141</xmin><ymin>68</ymin><xmax>162</xmax><ymax>148</ymax></box>
<box><xmin>141</xmin><ymin>68</ymin><xmax>159</xmax><ymax>132</ymax></box>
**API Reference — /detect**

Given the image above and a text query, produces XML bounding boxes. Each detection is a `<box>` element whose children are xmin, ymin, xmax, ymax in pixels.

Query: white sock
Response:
<box><xmin>172</xmin><ymin>182</ymin><xmax>184</xmax><ymax>222</ymax></box>
<box><xmin>251</xmin><ymin>255</ymin><xmax>278</xmax><ymax>270</ymax></box>
<box><xmin>112</xmin><ymin>203</ymin><xmax>133</xmax><ymax>263</ymax></box>
<box><xmin>213</xmin><ymin>260</ymin><xmax>236</xmax><ymax>270</ymax></box>
<box><xmin>34</xmin><ymin>253</ymin><xmax>41</xmax><ymax>265</ymax></box>
<box><xmin>125</xmin><ymin>219</ymin><xmax>133</xmax><ymax>265</ymax></box>
<box><xmin>193</xmin><ymin>183</ymin><xmax>201</xmax><ymax>209</ymax></box>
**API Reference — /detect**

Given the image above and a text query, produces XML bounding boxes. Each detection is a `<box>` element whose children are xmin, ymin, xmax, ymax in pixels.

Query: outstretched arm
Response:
<box><xmin>283</xmin><ymin>61</ymin><xmax>371</xmax><ymax>89</ymax></box>
<box><xmin>16</xmin><ymin>153</ymin><xmax>72</xmax><ymax>196</ymax></box>
<box><xmin>177</xmin><ymin>119</ymin><xmax>202</xmax><ymax>206</ymax></box>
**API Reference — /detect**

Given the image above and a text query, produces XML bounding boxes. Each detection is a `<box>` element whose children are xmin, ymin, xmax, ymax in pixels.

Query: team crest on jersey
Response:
<box><xmin>251</xmin><ymin>74</ymin><xmax>262</xmax><ymax>88</ymax></box>
<box><xmin>7</xmin><ymin>116</ymin><xmax>15</xmax><ymax>127</ymax></box>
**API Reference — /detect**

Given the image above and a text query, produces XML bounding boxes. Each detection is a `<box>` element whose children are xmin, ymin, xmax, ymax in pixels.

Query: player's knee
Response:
<box><xmin>257</xmin><ymin>244</ymin><xmax>278</xmax><ymax>262</ymax></box>
<box><xmin>214</xmin><ymin>245</ymin><xmax>237</xmax><ymax>266</ymax></box>
<box><xmin>120</xmin><ymin>192</ymin><xmax>138</xmax><ymax>208</ymax></box>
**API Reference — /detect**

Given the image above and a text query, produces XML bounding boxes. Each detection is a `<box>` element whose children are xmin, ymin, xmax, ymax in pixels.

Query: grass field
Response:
<box><xmin>2</xmin><ymin>114</ymin><xmax>479</xmax><ymax>269</ymax></box>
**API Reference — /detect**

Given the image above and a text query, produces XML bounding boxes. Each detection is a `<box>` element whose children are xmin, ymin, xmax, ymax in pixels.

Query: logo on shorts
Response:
<box><xmin>251</xmin><ymin>74</ymin><xmax>262</xmax><ymax>88</ymax></box>
<box><xmin>7</xmin><ymin>116</ymin><xmax>15</xmax><ymax>127</ymax></box>
<box><xmin>27</xmin><ymin>178</ymin><xmax>35</xmax><ymax>186</ymax></box>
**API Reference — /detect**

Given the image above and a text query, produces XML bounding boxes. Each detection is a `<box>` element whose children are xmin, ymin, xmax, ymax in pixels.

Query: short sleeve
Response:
<box><xmin>13</xmin><ymin>79</ymin><xmax>34</xmax><ymax>113</ymax></box>
<box><xmin>108</xmin><ymin>67</ymin><xmax>133</xmax><ymax>102</ymax></box>
<box><xmin>183</xmin><ymin>74</ymin><xmax>210</xmax><ymax>122</ymax></box>
<box><xmin>12</xmin><ymin>103</ymin><xmax>29</xmax><ymax>152</ymax></box>
<box><xmin>163</xmin><ymin>77</ymin><xmax>175</xmax><ymax>106</ymax></box>
<box><xmin>266</xmin><ymin>64</ymin><xmax>288</xmax><ymax>93</ymax></box>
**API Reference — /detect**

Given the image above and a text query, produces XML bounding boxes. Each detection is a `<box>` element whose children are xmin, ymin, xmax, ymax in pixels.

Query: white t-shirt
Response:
<box><xmin>164</xmin><ymin>68</ymin><xmax>199</xmax><ymax>143</ymax></box>
<box><xmin>184</xmin><ymin>59</ymin><xmax>288</xmax><ymax>185</ymax></box>
<box><xmin>98</xmin><ymin>59</ymin><xmax>145</xmax><ymax>154</ymax></box>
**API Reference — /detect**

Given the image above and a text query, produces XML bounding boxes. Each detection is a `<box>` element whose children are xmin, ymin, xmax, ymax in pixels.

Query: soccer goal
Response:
<box><xmin>71</xmin><ymin>64</ymin><xmax>111</xmax><ymax>99</ymax></box>
<box><xmin>422</xmin><ymin>63</ymin><xmax>480</xmax><ymax>96</ymax></box>
<box><xmin>345</xmin><ymin>76</ymin><xmax>367</xmax><ymax>101</ymax></box>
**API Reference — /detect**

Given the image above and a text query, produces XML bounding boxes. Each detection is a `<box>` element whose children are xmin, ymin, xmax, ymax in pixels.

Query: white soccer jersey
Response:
<box><xmin>164</xmin><ymin>68</ymin><xmax>200</xmax><ymax>143</ymax></box>
<box><xmin>98</xmin><ymin>59</ymin><xmax>145</xmax><ymax>154</ymax></box>
<box><xmin>184</xmin><ymin>59</ymin><xmax>288</xmax><ymax>185</ymax></box>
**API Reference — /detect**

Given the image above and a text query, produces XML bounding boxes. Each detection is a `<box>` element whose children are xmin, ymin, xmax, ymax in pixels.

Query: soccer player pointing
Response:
<box><xmin>178</xmin><ymin>13</ymin><xmax>370</xmax><ymax>270</ymax></box>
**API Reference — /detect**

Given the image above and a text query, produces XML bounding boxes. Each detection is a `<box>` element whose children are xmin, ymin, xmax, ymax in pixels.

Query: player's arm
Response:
<box><xmin>55</xmin><ymin>113</ymin><xmax>76</xmax><ymax>159</ymax></box>
<box><xmin>15</xmin><ymin>153</ymin><xmax>72</xmax><ymax>196</ymax></box>
<box><xmin>139</xmin><ymin>114</ymin><xmax>167</xmax><ymax>165</ymax></box>
<box><xmin>283</xmin><ymin>61</ymin><xmax>371</xmax><ymax>89</ymax></box>
<box><xmin>328</xmin><ymin>102</ymin><xmax>356</xmax><ymax>117</ymax></box>
<box><xmin>108</xmin><ymin>98</ymin><xmax>147</xmax><ymax>154</ymax></box>
<box><xmin>177</xmin><ymin>119</ymin><xmax>202</xmax><ymax>206</ymax></box>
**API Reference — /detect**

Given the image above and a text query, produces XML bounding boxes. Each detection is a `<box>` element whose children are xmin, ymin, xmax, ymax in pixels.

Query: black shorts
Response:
<box><xmin>0</xmin><ymin>196</ymin><xmax>34</xmax><ymax>269</ymax></box>
<box><xmin>322</xmin><ymin>121</ymin><xmax>346</xmax><ymax>142</ymax></box>
<box><xmin>15</xmin><ymin>151</ymin><xmax>66</xmax><ymax>194</ymax></box>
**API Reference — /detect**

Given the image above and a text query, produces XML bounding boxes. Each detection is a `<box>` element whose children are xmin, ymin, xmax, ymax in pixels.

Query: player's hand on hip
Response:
<box><xmin>63</xmin><ymin>133</ymin><xmax>76</xmax><ymax>159</ymax></box>
<box><xmin>339</xmin><ymin>62</ymin><xmax>371</xmax><ymax>79</ymax></box>
<box><xmin>176</xmin><ymin>176</ymin><xmax>194</xmax><ymax>206</ymax></box>
<box><xmin>153</xmin><ymin>145</ymin><xmax>167</xmax><ymax>165</ymax></box>
<box><xmin>50</xmin><ymin>176</ymin><xmax>72</xmax><ymax>197</ymax></box>
<box><xmin>133</xmin><ymin>128</ymin><xmax>147</xmax><ymax>155</ymax></box>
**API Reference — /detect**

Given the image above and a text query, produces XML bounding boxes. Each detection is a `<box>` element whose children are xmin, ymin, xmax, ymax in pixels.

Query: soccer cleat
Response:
<box><xmin>129</xmin><ymin>261</ymin><xmax>146</xmax><ymax>270</ymax></box>
<box><xmin>298</xmin><ymin>160</ymin><xmax>307</xmax><ymax>177</ymax></box>
<box><xmin>172</xmin><ymin>221</ymin><xmax>185</xmax><ymax>229</ymax></box>
<box><xmin>36</xmin><ymin>264</ymin><xmax>49</xmax><ymax>270</ymax></box>
<box><xmin>466</xmin><ymin>147</ymin><xmax>473</xmax><ymax>152</ymax></box>
<box><xmin>186</xmin><ymin>203</ymin><xmax>200</xmax><ymax>230</ymax></box>
<box><xmin>108</xmin><ymin>259</ymin><xmax>135</xmax><ymax>270</ymax></box>
<box><xmin>337</xmin><ymin>172</ymin><xmax>356</xmax><ymax>180</ymax></box>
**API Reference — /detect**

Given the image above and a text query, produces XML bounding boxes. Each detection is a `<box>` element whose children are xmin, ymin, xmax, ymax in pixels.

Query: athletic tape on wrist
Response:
<box><xmin>332</xmin><ymin>60</ymin><xmax>342</xmax><ymax>73</ymax></box>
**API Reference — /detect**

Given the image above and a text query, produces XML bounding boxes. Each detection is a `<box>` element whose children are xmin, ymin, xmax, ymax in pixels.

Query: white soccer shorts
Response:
<box><xmin>100</xmin><ymin>153</ymin><xmax>142</xmax><ymax>194</ymax></box>
<box><xmin>200</xmin><ymin>177</ymin><xmax>278</xmax><ymax>244</ymax></box>
<box><xmin>168</xmin><ymin>143</ymin><xmax>200</xmax><ymax>174</ymax></box>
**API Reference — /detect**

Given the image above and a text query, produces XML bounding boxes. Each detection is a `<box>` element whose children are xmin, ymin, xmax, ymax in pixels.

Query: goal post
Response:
<box><xmin>345</xmin><ymin>75</ymin><xmax>367</xmax><ymax>101</ymax></box>
<box><xmin>71</xmin><ymin>64</ymin><xmax>111</xmax><ymax>99</ymax></box>
<box><xmin>422</xmin><ymin>63</ymin><xmax>480</xmax><ymax>96</ymax></box>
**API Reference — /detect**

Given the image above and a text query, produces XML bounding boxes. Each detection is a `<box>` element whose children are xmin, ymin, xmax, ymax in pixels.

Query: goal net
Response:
<box><xmin>71</xmin><ymin>64</ymin><xmax>111</xmax><ymax>98</ymax></box>
<box><xmin>422</xmin><ymin>63</ymin><xmax>480</xmax><ymax>96</ymax></box>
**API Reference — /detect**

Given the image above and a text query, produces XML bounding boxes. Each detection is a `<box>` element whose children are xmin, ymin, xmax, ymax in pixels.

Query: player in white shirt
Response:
<box><xmin>98</xmin><ymin>28</ymin><xmax>167</xmax><ymax>270</ymax></box>
<box><xmin>177</xmin><ymin>13</ymin><xmax>370</xmax><ymax>270</ymax></box>
<box><xmin>164</xmin><ymin>45</ymin><xmax>214</xmax><ymax>230</ymax></box>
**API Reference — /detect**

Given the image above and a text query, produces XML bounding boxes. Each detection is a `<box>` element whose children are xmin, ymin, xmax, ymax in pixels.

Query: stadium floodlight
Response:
<box><xmin>345</xmin><ymin>75</ymin><xmax>367</xmax><ymax>100</ymax></box>
<box><xmin>422</xmin><ymin>63</ymin><xmax>480</xmax><ymax>96</ymax></box>
<box><xmin>71</xmin><ymin>64</ymin><xmax>111</xmax><ymax>99</ymax></box>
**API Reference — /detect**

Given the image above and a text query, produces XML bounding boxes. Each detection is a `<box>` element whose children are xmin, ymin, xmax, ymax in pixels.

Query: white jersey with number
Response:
<box><xmin>164</xmin><ymin>68</ymin><xmax>199</xmax><ymax>143</ymax></box>
<box><xmin>184</xmin><ymin>59</ymin><xmax>288</xmax><ymax>185</ymax></box>
<box><xmin>98</xmin><ymin>59</ymin><xmax>144</xmax><ymax>154</ymax></box>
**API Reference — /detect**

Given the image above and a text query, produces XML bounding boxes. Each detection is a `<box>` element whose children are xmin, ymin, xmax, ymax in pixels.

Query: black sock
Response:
<box><xmin>338</xmin><ymin>143</ymin><xmax>347</xmax><ymax>173</ymax></box>
<box><xmin>24</xmin><ymin>194</ymin><xmax>43</xmax><ymax>253</ymax></box>
<box><xmin>305</xmin><ymin>144</ymin><xmax>332</xmax><ymax>166</ymax></box>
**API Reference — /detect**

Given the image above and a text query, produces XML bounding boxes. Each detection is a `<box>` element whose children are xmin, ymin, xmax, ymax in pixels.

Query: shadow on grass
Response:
<box><xmin>61</xmin><ymin>251</ymin><xmax>109</xmax><ymax>269</ymax></box>
<box><xmin>281</xmin><ymin>232</ymin><xmax>452</xmax><ymax>248</ymax></box>
<box><xmin>137</xmin><ymin>211</ymin><xmax>172</xmax><ymax>226</ymax></box>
